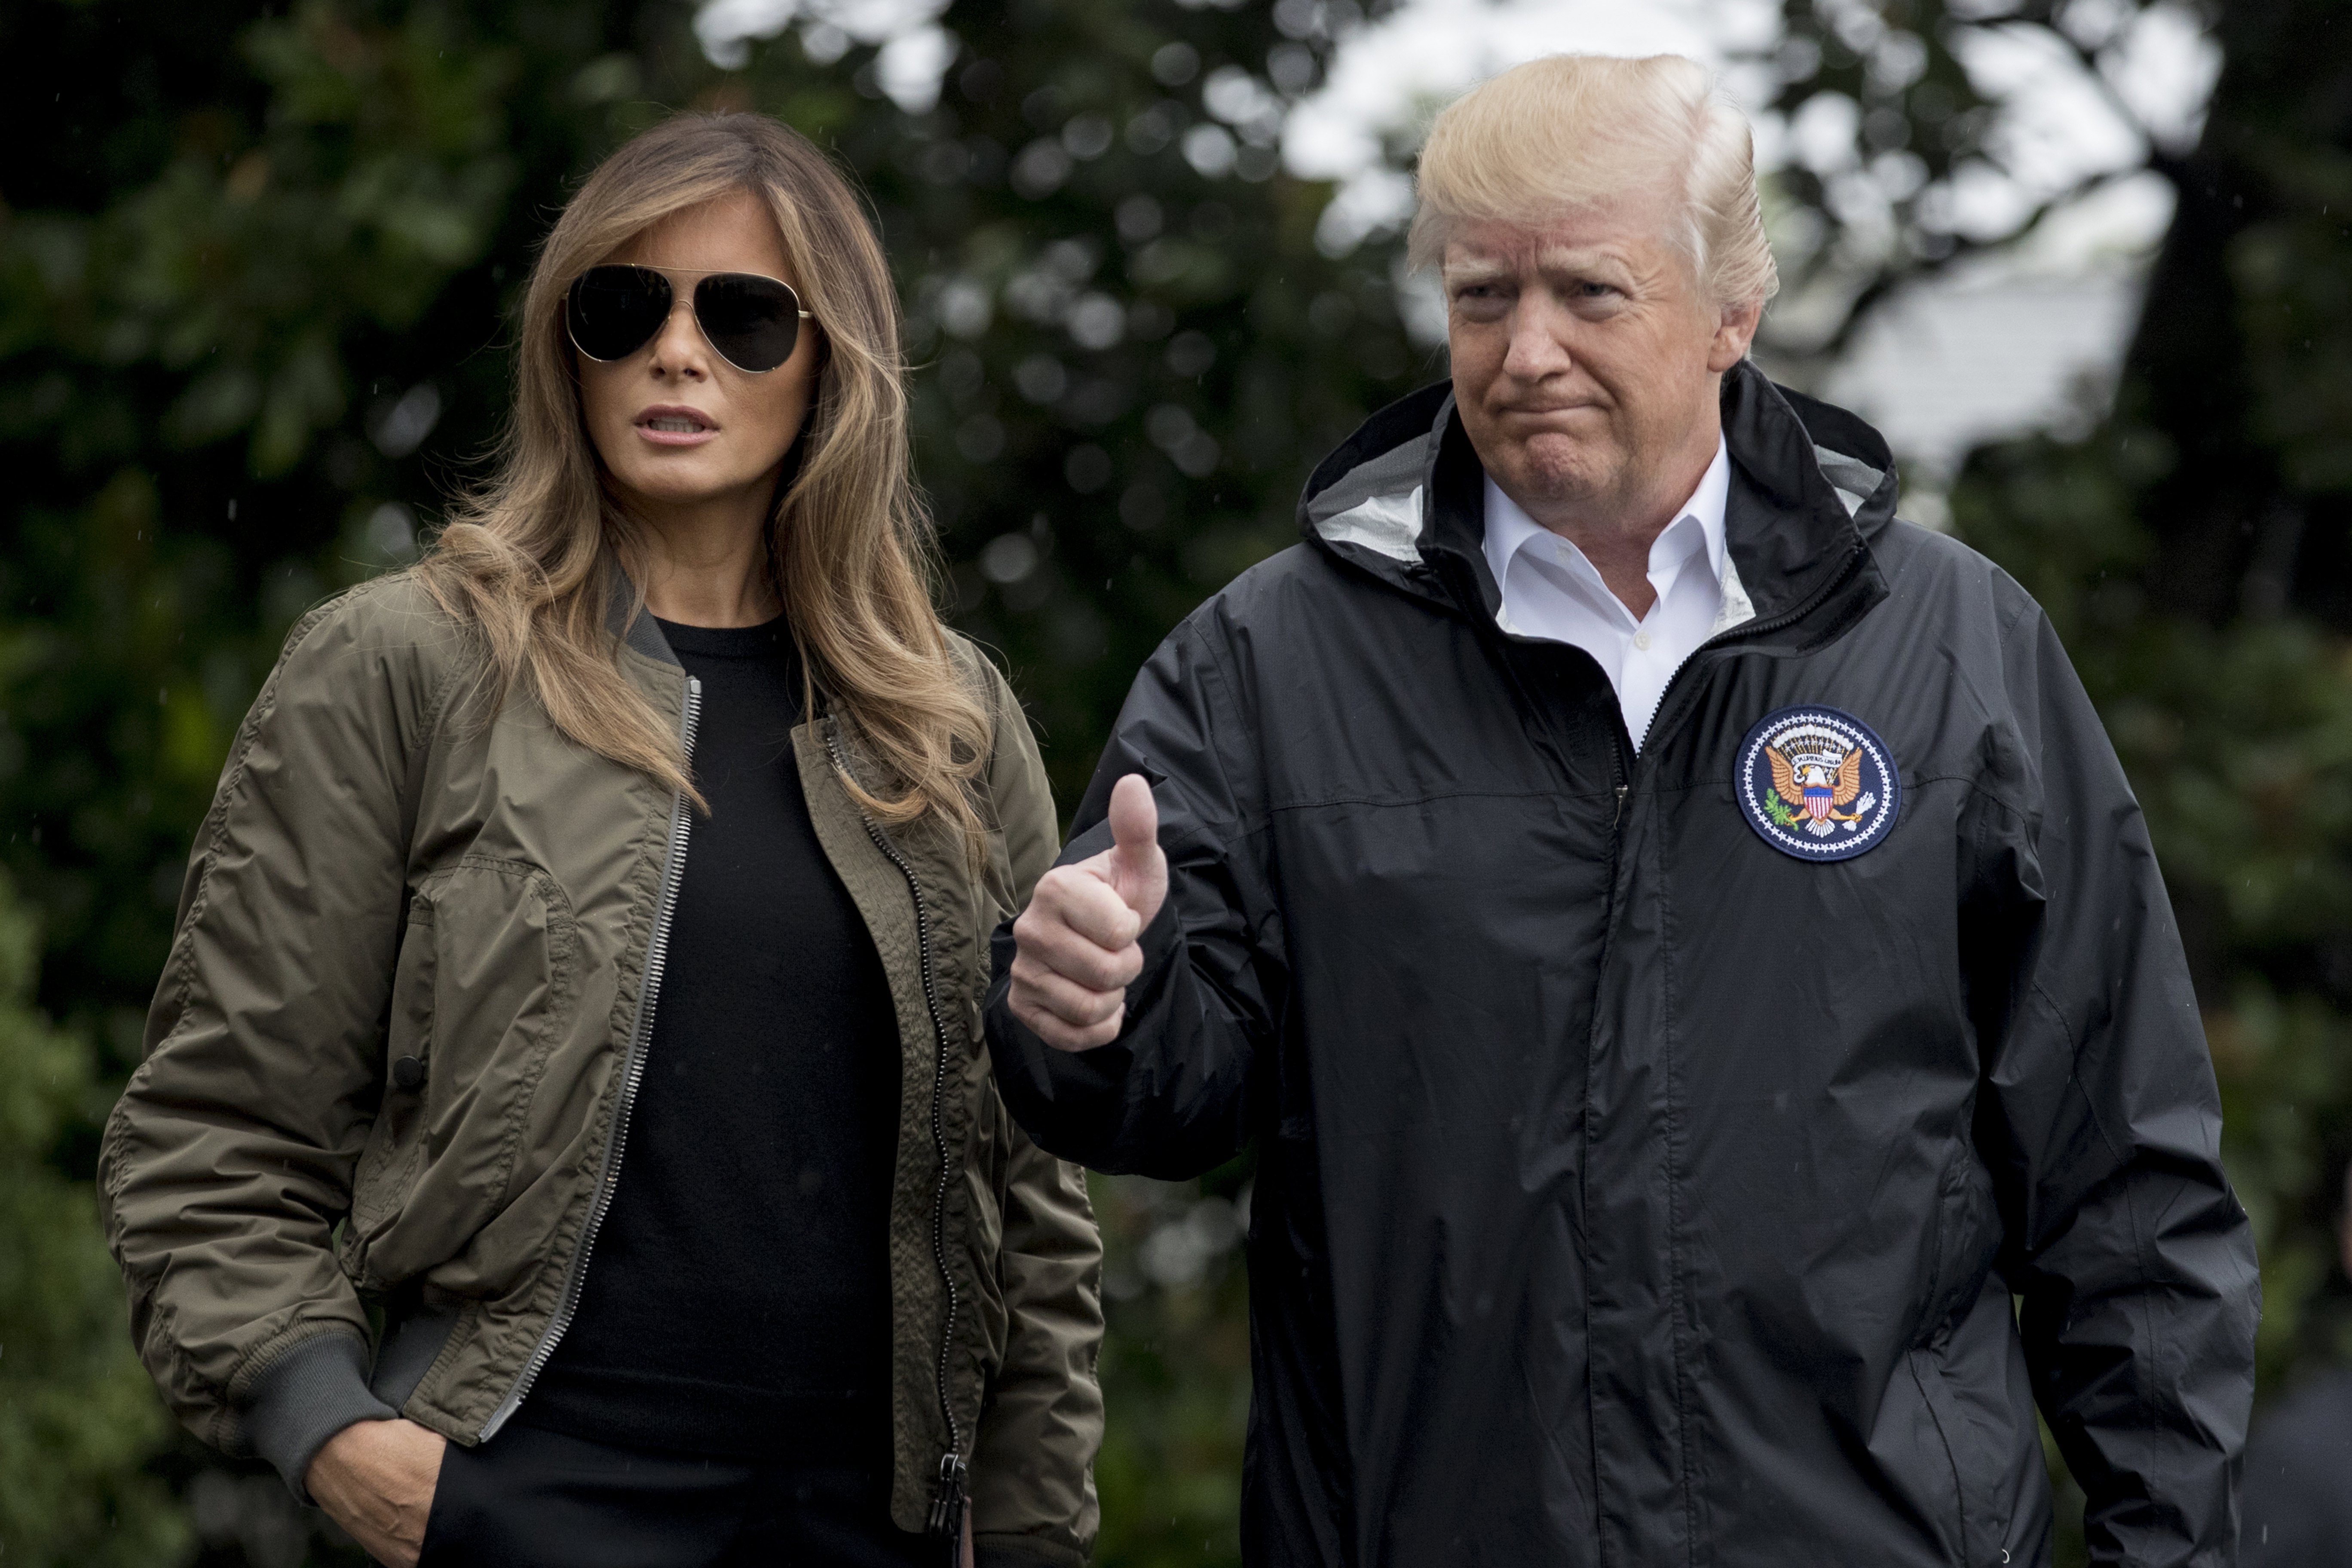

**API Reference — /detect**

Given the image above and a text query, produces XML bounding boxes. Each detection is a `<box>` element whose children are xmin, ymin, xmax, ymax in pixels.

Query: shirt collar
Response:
<box><xmin>1480</xmin><ymin>434</ymin><xmax>1733</xmax><ymax>594</ymax></box>
<box><xmin>1682</xmin><ymin>434</ymin><xmax>1733</xmax><ymax>584</ymax></box>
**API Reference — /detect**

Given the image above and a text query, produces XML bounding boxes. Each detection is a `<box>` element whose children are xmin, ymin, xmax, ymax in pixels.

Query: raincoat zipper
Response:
<box><xmin>1575</xmin><ymin>535</ymin><xmax>1869</xmax><ymax>970</ymax></box>
<box><xmin>1640</xmin><ymin>537</ymin><xmax>1871</xmax><ymax>769</ymax></box>
<box><xmin>823</xmin><ymin>720</ymin><xmax>969</xmax><ymax>1551</ymax></box>
<box><xmin>1573</xmin><ymin>537</ymin><xmax>1868</xmax><ymax>1552</ymax></box>
<box><xmin>478</xmin><ymin>673</ymin><xmax>704</xmax><ymax>1441</ymax></box>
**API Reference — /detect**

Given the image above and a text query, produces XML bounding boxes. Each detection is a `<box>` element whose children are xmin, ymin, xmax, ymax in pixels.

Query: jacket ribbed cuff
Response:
<box><xmin>241</xmin><ymin>1331</ymin><xmax>399</xmax><ymax>1501</ymax></box>
<box><xmin>974</xmin><ymin>1533</ymin><xmax>1089</xmax><ymax>1568</ymax></box>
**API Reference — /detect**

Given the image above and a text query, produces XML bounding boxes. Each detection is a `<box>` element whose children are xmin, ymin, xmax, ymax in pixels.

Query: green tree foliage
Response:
<box><xmin>714</xmin><ymin>0</ymin><xmax>1437</xmax><ymax>810</ymax></box>
<box><xmin>1954</xmin><ymin>0</ymin><xmax>2352</xmax><ymax>1410</ymax></box>
<box><xmin>4</xmin><ymin>0</ymin><xmax>2345</xmax><ymax>1563</ymax></box>
<box><xmin>0</xmin><ymin>872</ymin><xmax>186</xmax><ymax>1565</ymax></box>
<box><xmin>0</xmin><ymin>0</ymin><xmax>661</xmax><ymax>1058</ymax></box>
<box><xmin>1087</xmin><ymin>1168</ymin><xmax>1253</xmax><ymax>1568</ymax></box>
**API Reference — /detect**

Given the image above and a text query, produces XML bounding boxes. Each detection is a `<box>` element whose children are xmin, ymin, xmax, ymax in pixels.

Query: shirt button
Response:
<box><xmin>1633</xmin><ymin>630</ymin><xmax>1653</xmax><ymax>651</ymax></box>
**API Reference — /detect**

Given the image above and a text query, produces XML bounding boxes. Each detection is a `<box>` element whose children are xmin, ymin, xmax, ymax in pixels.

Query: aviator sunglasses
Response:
<box><xmin>566</xmin><ymin>265</ymin><xmax>813</xmax><ymax>374</ymax></box>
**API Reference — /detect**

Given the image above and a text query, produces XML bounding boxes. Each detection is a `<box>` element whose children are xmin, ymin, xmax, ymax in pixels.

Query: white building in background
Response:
<box><xmin>1816</xmin><ymin>269</ymin><xmax>2146</xmax><ymax>524</ymax></box>
<box><xmin>1813</xmin><ymin>170</ymin><xmax>2179</xmax><ymax>520</ymax></box>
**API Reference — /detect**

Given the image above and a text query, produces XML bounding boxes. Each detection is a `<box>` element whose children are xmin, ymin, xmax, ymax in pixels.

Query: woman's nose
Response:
<box><xmin>645</xmin><ymin>295</ymin><xmax>708</xmax><ymax>377</ymax></box>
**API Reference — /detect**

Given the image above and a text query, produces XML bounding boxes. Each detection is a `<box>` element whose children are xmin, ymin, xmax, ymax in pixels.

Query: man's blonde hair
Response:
<box><xmin>1408</xmin><ymin>53</ymin><xmax>1779</xmax><ymax>309</ymax></box>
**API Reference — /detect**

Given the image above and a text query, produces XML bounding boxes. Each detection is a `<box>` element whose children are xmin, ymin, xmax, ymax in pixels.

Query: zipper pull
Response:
<box><xmin>927</xmin><ymin>1453</ymin><xmax>968</xmax><ymax>1562</ymax></box>
<box><xmin>1612</xmin><ymin>784</ymin><xmax>1629</xmax><ymax>826</ymax></box>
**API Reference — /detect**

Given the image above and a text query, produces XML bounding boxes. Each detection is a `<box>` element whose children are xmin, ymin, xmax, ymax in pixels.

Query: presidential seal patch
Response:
<box><xmin>1735</xmin><ymin>706</ymin><xmax>1901</xmax><ymax>862</ymax></box>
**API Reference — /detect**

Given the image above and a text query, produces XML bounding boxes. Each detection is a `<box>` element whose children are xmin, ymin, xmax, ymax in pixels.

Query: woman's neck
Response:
<box><xmin>628</xmin><ymin>485</ymin><xmax>784</xmax><ymax>629</ymax></box>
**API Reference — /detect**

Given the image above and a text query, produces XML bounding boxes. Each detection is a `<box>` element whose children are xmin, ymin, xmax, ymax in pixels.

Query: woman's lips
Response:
<box><xmin>634</xmin><ymin>407</ymin><xmax>720</xmax><ymax>447</ymax></box>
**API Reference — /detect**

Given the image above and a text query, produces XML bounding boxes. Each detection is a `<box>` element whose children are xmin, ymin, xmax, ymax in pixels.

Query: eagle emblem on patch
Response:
<box><xmin>1735</xmin><ymin>706</ymin><xmax>1901</xmax><ymax>861</ymax></box>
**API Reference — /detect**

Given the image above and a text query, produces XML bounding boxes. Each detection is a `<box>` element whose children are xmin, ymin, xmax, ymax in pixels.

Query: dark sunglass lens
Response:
<box><xmin>694</xmin><ymin>274</ymin><xmax>800</xmax><ymax>373</ymax></box>
<box><xmin>568</xmin><ymin>266</ymin><xmax>671</xmax><ymax>361</ymax></box>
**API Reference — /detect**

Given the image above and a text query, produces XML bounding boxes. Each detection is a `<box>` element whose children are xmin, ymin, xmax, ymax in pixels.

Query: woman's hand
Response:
<box><xmin>963</xmin><ymin>1507</ymin><xmax>976</xmax><ymax>1568</ymax></box>
<box><xmin>306</xmin><ymin>1418</ymin><xmax>447</xmax><ymax>1568</ymax></box>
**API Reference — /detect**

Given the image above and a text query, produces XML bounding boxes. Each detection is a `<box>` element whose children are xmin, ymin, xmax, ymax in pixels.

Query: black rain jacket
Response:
<box><xmin>986</xmin><ymin>363</ymin><xmax>2259</xmax><ymax>1568</ymax></box>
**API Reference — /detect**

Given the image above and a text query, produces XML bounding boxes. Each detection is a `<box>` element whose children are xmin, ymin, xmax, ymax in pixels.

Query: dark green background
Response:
<box><xmin>3</xmin><ymin>1</ymin><xmax>2346</xmax><ymax>1562</ymax></box>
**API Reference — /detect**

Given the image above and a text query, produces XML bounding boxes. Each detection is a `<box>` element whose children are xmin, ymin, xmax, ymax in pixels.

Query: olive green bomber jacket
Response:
<box><xmin>97</xmin><ymin>573</ymin><xmax>1103</xmax><ymax>1567</ymax></box>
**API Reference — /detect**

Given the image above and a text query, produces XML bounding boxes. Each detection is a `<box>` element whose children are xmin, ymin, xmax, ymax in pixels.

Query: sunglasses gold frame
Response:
<box><xmin>566</xmin><ymin>264</ymin><xmax>815</xmax><ymax>375</ymax></box>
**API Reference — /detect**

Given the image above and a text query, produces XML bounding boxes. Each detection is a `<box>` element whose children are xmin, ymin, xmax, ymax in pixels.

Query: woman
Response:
<box><xmin>99</xmin><ymin>113</ymin><xmax>1102</xmax><ymax>1568</ymax></box>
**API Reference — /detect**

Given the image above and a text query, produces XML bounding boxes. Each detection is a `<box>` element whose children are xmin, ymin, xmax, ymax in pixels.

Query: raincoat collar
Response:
<box><xmin>1299</xmin><ymin>360</ymin><xmax>1899</xmax><ymax>637</ymax></box>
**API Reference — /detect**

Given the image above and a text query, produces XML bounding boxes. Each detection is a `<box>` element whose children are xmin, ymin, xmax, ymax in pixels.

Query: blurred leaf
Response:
<box><xmin>0</xmin><ymin>873</ymin><xmax>187</xmax><ymax>1566</ymax></box>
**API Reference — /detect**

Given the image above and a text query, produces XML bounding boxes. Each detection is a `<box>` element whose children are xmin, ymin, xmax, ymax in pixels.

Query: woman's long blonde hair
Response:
<box><xmin>418</xmin><ymin>112</ymin><xmax>988</xmax><ymax>845</ymax></box>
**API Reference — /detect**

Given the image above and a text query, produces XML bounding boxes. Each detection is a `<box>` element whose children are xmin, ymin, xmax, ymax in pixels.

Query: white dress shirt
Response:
<box><xmin>1480</xmin><ymin>436</ymin><xmax>1752</xmax><ymax>749</ymax></box>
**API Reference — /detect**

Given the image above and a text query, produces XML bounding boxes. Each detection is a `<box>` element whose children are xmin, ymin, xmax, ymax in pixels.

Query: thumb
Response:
<box><xmin>1104</xmin><ymin>773</ymin><xmax>1167</xmax><ymax>922</ymax></box>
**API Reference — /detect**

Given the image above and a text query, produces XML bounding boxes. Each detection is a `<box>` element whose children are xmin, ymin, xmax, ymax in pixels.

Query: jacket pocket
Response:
<box><xmin>1911</xmin><ymin>1260</ymin><xmax>2027</xmax><ymax>1567</ymax></box>
<box><xmin>965</xmin><ymin>1081</ymin><xmax>1012</xmax><ymax>1372</ymax></box>
<box><xmin>1913</xmin><ymin>1313</ymin><xmax>2031</xmax><ymax>1568</ymax></box>
<box><xmin>347</xmin><ymin>895</ymin><xmax>438</xmax><ymax>1255</ymax></box>
<box><xmin>343</xmin><ymin>858</ymin><xmax>577</xmax><ymax>1286</ymax></box>
<box><xmin>1902</xmin><ymin>1148</ymin><xmax>2010</xmax><ymax>1564</ymax></box>
<box><xmin>1923</xmin><ymin>1147</ymin><xmax>2000</xmax><ymax>1346</ymax></box>
<box><xmin>1908</xmin><ymin>1347</ymin><xmax>1979</xmax><ymax>1565</ymax></box>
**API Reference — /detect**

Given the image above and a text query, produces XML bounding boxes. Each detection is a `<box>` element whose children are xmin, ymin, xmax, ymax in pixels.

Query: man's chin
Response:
<box><xmin>1490</xmin><ymin>440</ymin><xmax>1617</xmax><ymax>515</ymax></box>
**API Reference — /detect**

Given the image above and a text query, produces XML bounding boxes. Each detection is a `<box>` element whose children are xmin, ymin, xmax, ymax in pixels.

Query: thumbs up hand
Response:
<box><xmin>1008</xmin><ymin>775</ymin><xmax>1169</xmax><ymax>1053</ymax></box>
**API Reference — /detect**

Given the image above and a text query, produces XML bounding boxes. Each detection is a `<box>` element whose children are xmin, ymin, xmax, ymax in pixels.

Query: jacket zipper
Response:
<box><xmin>1575</xmin><ymin>539</ymin><xmax>1866</xmax><ymax>1565</ymax></box>
<box><xmin>1580</xmin><ymin>537</ymin><xmax>1868</xmax><ymax>1012</ymax></box>
<box><xmin>1639</xmin><ymin>539</ymin><xmax>1870</xmax><ymax>769</ymax></box>
<box><xmin>823</xmin><ymin>721</ymin><xmax>969</xmax><ymax>1550</ymax></box>
<box><xmin>478</xmin><ymin>674</ymin><xmax>704</xmax><ymax>1442</ymax></box>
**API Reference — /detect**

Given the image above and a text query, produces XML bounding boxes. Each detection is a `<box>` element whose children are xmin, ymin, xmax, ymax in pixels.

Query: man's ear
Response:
<box><xmin>1707</xmin><ymin>296</ymin><xmax>1764</xmax><ymax>372</ymax></box>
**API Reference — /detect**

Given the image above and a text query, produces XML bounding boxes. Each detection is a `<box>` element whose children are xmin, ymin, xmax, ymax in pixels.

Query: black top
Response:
<box><xmin>522</xmin><ymin>614</ymin><xmax>902</xmax><ymax>1462</ymax></box>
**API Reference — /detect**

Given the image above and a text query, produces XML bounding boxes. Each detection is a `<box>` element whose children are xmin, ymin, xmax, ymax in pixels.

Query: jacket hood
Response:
<box><xmin>1296</xmin><ymin>360</ymin><xmax>1901</xmax><ymax>629</ymax></box>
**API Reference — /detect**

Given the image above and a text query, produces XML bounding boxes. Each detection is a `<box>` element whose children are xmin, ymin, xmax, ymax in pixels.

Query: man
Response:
<box><xmin>986</xmin><ymin>52</ymin><xmax>2260</xmax><ymax>1567</ymax></box>
<box><xmin>2242</xmin><ymin>1165</ymin><xmax>2352</xmax><ymax>1564</ymax></box>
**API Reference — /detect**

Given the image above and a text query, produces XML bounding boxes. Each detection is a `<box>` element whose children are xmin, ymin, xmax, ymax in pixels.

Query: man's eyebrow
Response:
<box><xmin>1534</xmin><ymin>245</ymin><xmax>1631</xmax><ymax>276</ymax></box>
<box><xmin>1440</xmin><ymin>255</ymin><xmax>1514</xmax><ymax>284</ymax></box>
